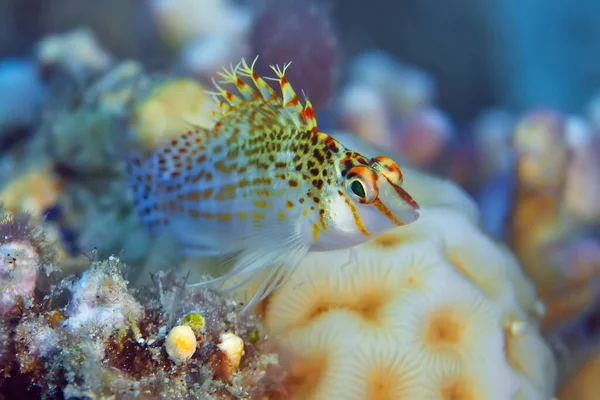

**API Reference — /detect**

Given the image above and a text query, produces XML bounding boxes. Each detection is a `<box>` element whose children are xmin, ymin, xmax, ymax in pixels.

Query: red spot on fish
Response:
<box><xmin>301</xmin><ymin>106</ymin><xmax>315</xmax><ymax>123</ymax></box>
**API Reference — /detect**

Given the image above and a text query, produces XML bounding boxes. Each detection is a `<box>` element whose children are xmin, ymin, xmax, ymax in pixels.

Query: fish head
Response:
<box><xmin>309</xmin><ymin>153</ymin><xmax>420</xmax><ymax>250</ymax></box>
<box><xmin>335</xmin><ymin>154</ymin><xmax>420</xmax><ymax>239</ymax></box>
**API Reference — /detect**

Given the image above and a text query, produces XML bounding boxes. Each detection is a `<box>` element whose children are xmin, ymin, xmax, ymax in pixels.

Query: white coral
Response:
<box><xmin>65</xmin><ymin>260</ymin><xmax>143</xmax><ymax>339</ymax></box>
<box><xmin>238</xmin><ymin>136</ymin><xmax>557</xmax><ymax>400</ymax></box>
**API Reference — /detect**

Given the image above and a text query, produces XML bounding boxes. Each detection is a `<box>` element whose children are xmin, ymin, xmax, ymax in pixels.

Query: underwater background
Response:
<box><xmin>1</xmin><ymin>0</ymin><xmax>600</xmax><ymax>399</ymax></box>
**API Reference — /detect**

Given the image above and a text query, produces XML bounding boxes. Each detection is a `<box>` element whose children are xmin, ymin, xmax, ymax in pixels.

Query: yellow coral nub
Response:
<box><xmin>181</xmin><ymin>312</ymin><xmax>206</xmax><ymax>334</ymax></box>
<box><xmin>217</xmin><ymin>332</ymin><xmax>244</xmax><ymax>377</ymax></box>
<box><xmin>165</xmin><ymin>325</ymin><xmax>197</xmax><ymax>365</ymax></box>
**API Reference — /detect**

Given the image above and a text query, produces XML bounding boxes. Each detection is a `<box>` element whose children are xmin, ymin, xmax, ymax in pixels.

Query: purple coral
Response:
<box><xmin>250</xmin><ymin>0</ymin><xmax>340</xmax><ymax>111</ymax></box>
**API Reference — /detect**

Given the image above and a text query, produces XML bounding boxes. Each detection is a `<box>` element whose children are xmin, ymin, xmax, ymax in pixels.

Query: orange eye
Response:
<box><xmin>371</xmin><ymin>156</ymin><xmax>403</xmax><ymax>183</ymax></box>
<box><xmin>345</xmin><ymin>166</ymin><xmax>378</xmax><ymax>204</ymax></box>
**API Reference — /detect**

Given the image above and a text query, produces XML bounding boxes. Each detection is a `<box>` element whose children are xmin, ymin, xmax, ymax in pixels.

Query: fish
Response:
<box><xmin>126</xmin><ymin>57</ymin><xmax>420</xmax><ymax>311</ymax></box>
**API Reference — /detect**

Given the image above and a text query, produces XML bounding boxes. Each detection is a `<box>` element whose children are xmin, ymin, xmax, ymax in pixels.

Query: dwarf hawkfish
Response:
<box><xmin>127</xmin><ymin>57</ymin><xmax>420</xmax><ymax>311</ymax></box>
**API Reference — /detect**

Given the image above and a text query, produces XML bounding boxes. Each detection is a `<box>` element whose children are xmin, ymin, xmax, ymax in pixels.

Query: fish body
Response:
<box><xmin>127</xmin><ymin>58</ymin><xmax>420</xmax><ymax>310</ymax></box>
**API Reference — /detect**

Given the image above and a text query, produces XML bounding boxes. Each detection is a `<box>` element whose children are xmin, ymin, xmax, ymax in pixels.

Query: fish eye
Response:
<box><xmin>345</xmin><ymin>166</ymin><xmax>378</xmax><ymax>204</ymax></box>
<box><xmin>350</xmin><ymin>179</ymin><xmax>366</xmax><ymax>198</ymax></box>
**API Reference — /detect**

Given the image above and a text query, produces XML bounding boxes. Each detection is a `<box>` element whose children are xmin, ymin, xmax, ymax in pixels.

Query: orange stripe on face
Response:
<box><xmin>319</xmin><ymin>209</ymin><xmax>328</xmax><ymax>231</ymax></box>
<box><xmin>339</xmin><ymin>191</ymin><xmax>370</xmax><ymax>237</ymax></box>
<box><xmin>388</xmin><ymin>181</ymin><xmax>420</xmax><ymax>210</ymax></box>
<box><xmin>312</xmin><ymin>223</ymin><xmax>321</xmax><ymax>242</ymax></box>
<box><xmin>373</xmin><ymin>198</ymin><xmax>404</xmax><ymax>227</ymax></box>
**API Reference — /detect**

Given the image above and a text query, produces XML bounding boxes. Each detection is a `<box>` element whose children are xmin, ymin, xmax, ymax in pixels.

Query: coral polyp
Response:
<box><xmin>165</xmin><ymin>324</ymin><xmax>197</xmax><ymax>364</ymax></box>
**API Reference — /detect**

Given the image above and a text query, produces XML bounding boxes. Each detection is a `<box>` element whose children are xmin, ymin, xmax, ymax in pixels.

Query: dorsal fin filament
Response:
<box><xmin>301</xmin><ymin>98</ymin><xmax>318</xmax><ymax>131</ymax></box>
<box><xmin>205</xmin><ymin>56</ymin><xmax>319</xmax><ymax>132</ymax></box>
<box><xmin>237</xmin><ymin>57</ymin><xmax>279</xmax><ymax>103</ymax></box>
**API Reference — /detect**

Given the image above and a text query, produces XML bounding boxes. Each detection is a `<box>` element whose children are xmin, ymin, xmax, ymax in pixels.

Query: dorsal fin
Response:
<box><xmin>205</xmin><ymin>56</ymin><xmax>319</xmax><ymax>133</ymax></box>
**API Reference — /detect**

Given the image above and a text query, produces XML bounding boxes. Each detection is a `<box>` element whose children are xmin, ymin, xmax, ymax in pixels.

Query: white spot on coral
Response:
<box><xmin>510</xmin><ymin>320</ymin><xmax>527</xmax><ymax>336</ymax></box>
<box><xmin>64</xmin><ymin>263</ymin><xmax>143</xmax><ymax>340</ymax></box>
<box><xmin>218</xmin><ymin>332</ymin><xmax>244</xmax><ymax>374</ymax></box>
